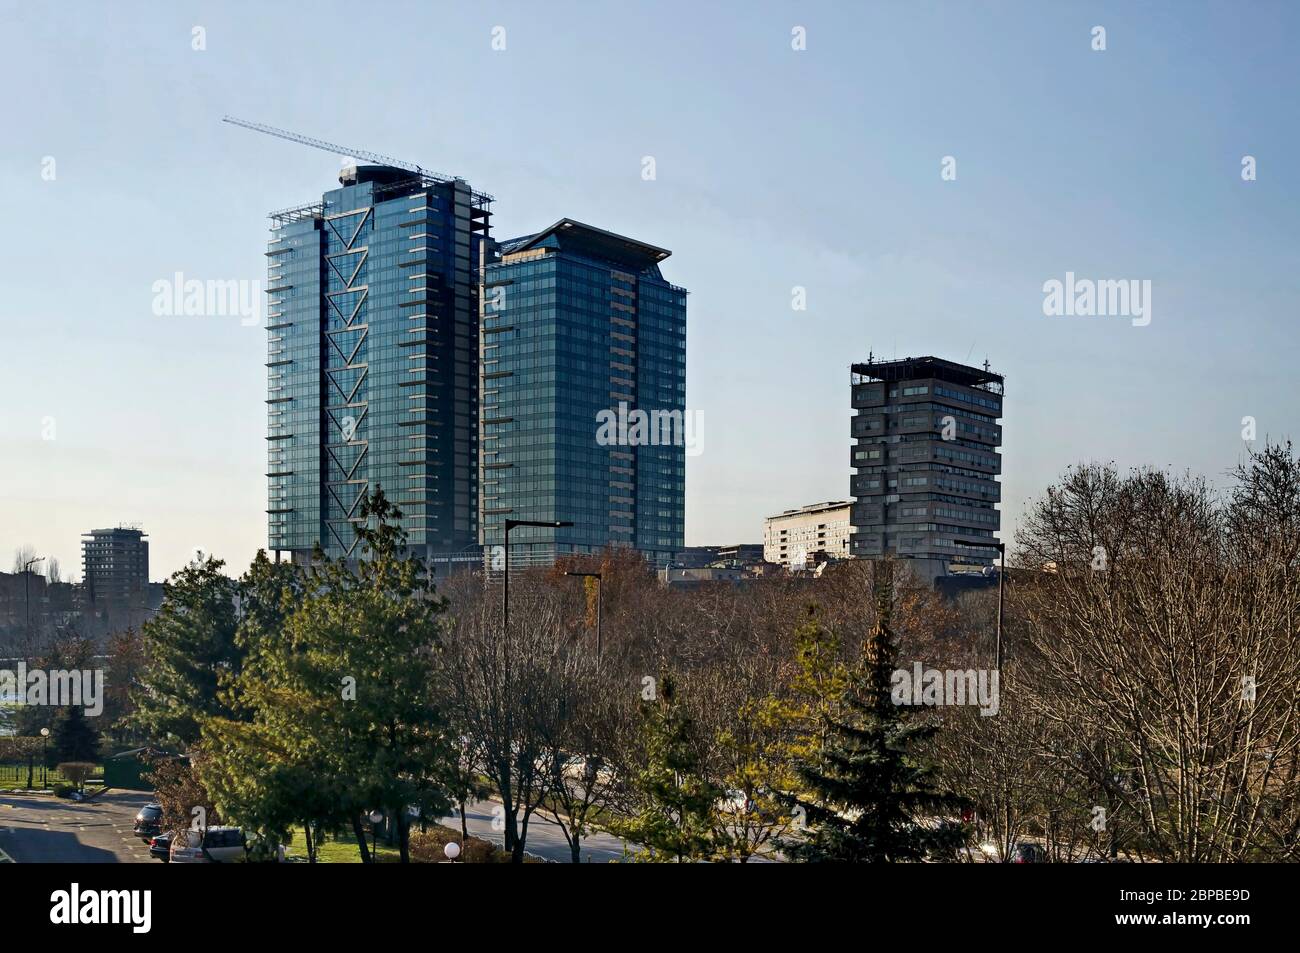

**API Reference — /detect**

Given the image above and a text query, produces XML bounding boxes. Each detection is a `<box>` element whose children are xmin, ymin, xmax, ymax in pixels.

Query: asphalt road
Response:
<box><xmin>0</xmin><ymin>790</ymin><xmax>628</xmax><ymax>864</ymax></box>
<box><xmin>439</xmin><ymin>799</ymin><xmax>629</xmax><ymax>863</ymax></box>
<box><xmin>0</xmin><ymin>791</ymin><xmax>156</xmax><ymax>863</ymax></box>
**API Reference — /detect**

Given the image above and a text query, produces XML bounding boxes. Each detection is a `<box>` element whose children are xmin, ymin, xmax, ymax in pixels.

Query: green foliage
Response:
<box><xmin>612</xmin><ymin>676</ymin><xmax>727</xmax><ymax>862</ymax></box>
<box><xmin>51</xmin><ymin>706</ymin><xmax>99</xmax><ymax>763</ymax></box>
<box><xmin>714</xmin><ymin>694</ymin><xmax>801</xmax><ymax>861</ymax></box>
<box><xmin>200</xmin><ymin>487</ymin><xmax>454</xmax><ymax>863</ymax></box>
<box><xmin>128</xmin><ymin>557</ymin><xmax>241</xmax><ymax>748</ymax></box>
<box><xmin>784</xmin><ymin>570</ymin><xmax>966</xmax><ymax>862</ymax></box>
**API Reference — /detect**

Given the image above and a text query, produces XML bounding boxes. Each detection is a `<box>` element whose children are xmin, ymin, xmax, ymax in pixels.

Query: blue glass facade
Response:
<box><xmin>267</xmin><ymin>166</ymin><xmax>491</xmax><ymax>564</ymax></box>
<box><xmin>480</xmin><ymin>220</ymin><xmax>687</xmax><ymax>567</ymax></box>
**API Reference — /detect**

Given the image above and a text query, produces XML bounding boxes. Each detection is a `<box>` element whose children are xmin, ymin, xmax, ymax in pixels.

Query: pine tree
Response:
<box><xmin>52</xmin><ymin>706</ymin><xmax>99</xmax><ymax>763</ymax></box>
<box><xmin>785</xmin><ymin>564</ymin><xmax>965</xmax><ymax>862</ymax></box>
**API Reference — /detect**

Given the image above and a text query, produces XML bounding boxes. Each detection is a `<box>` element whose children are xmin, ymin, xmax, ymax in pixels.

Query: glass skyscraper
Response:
<box><xmin>266</xmin><ymin>164</ymin><xmax>492</xmax><ymax>567</ymax></box>
<box><xmin>480</xmin><ymin>219</ymin><xmax>687</xmax><ymax>567</ymax></box>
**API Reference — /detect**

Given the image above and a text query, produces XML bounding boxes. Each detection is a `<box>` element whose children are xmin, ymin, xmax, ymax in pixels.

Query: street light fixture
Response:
<box><xmin>956</xmin><ymin>539</ymin><xmax>1006</xmax><ymax>671</ymax></box>
<box><xmin>22</xmin><ymin>556</ymin><xmax>45</xmax><ymax>633</ymax></box>
<box><xmin>368</xmin><ymin>809</ymin><xmax>383</xmax><ymax>863</ymax></box>
<box><xmin>40</xmin><ymin>727</ymin><xmax>50</xmax><ymax>789</ymax></box>
<box><xmin>501</xmin><ymin>519</ymin><xmax>573</xmax><ymax>634</ymax></box>
<box><xmin>564</xmin><ymin>570</ymin><xmax>603</xmax><ymax>667</ymax></box>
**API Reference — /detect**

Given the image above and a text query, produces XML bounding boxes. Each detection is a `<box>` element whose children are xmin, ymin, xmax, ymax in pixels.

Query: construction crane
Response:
<box><xmin>223</xmin><ymin>115</ymin><xmax>458</xmax><ymax>186</ymax></box>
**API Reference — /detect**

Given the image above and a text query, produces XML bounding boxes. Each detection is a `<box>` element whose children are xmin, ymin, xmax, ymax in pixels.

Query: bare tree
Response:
<box><xmin>12</xmin><ymin>544</ymin><xmax>38</xmax><ymax>574</ymax></box>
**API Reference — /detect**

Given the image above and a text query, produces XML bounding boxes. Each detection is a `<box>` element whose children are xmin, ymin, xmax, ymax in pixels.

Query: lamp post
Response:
<box><xmin>23</xmin><ymin>557</ymin><xmax>45</xmax><ymax>633</ymax></box>
<box><xmin>501</xmin><ymin>519</ymin><xmax>573</xmax><ymax>634</ymax></box>
<box><xmin>40</xmin><ymin>727</ymin><xmax>50</xmax><ymax>789</ymax></box>
<box><xmin>368</xmin><ymin>809</ymin><xmax>383</xmax><ymax>863</ymax></box>
<box><xmin>564</xmin><ymin>570</ymin><xmax>603</xmax><ymax>668</ymax></box>
<box><xmin>957</xmin><ymin>539</ymin><xmax>1006</xmax><ymax>671</ymax></box>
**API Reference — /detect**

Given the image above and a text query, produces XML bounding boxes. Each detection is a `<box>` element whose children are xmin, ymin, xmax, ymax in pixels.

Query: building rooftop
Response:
<box><xmin>501</xmin><ymin>218</ymin><xmax>671</xmax><ymax>269</ymax></box>
<box><xmin>768</xmin><ymin>501</ymin><xmax>851</xmax><ymax>520</ymax></box>
<box><xmin>851</xmin><ymin>355</ymin><xmax>1004</xmax><ymax>393</ymax></box>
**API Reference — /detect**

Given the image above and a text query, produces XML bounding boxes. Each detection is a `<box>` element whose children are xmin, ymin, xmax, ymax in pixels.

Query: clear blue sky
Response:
<box><xmin>2</xmin><ymin>1</ymin><xmax>1297</xmax><ymax>581</ymax></box>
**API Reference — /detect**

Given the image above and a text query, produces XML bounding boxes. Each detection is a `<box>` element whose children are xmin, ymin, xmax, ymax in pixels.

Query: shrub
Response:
<box><xmin>407</xmin><ymin>827</ymin><xmax>513</xmax><ymax>863</ymax></box>
<box><xmin>57</xmin><ymin>762</ymin><xmax>99</xmax><ymax>791</ymax></box>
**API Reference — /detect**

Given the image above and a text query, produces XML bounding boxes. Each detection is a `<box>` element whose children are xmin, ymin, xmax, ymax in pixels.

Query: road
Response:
<box><xmin>0</xmin><ymin>791</ymin><xmax>155</xmax><ymax>863</ymax></box>
<box><xmin>439</xmin><ymin>799</ymin><xmax>630</xmax><ymax>863</ymax></box>
<box><xmin>0</xmin><ymin>790</ymin><xmax>628</xmax><ymax>864</ymax></box>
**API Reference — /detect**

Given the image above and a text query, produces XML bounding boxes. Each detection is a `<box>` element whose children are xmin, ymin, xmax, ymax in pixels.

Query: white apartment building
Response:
<box><xmin>763</xmin><ymin>501</ymin><xmax>853</xmax><ymax>568</ymax></box>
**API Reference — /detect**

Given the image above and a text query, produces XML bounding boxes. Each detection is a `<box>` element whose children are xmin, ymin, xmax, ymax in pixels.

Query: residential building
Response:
<box><xmin>265</xmin><ymin>164</ymin><xmax>492</xmax><ymax>570</ymax></box>
<box><xmin>849</xmin><ymin>355</ymin><xmax>1004</xmax><ymax>584</ymax></box>
<box><xmin>81</xmin><ymin>527</ymin><xmax>149</xmax><ymax>608</ymax></box>
<box><xmin>764</xmin><ymin>501</ymin><xmax>853</xmax><ymax>568</ymax></box>
<box><xmin>479</xmin><ymin>219</ymin><xmax>687</xmax><ymax>568</ymax></box>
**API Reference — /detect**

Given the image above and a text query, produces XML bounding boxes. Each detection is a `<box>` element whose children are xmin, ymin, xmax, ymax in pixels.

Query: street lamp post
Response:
<box><xmin>368</xmin><ymin>809</ymin><xmax>383</xmax><ymax>864</ymax></box>
<box><xmin>40</xmin><ymin>727</ymin><xmax>50</xmax><ymax>789</ymax></box>
<box><xmin>501</xmin><ymin>519</ymin><xmax>573</xmax><ymax>634</ymax></box>
<box><xmin>957</xmin><ymin>539</ymin><xmax>1006</xmax><ymax>671</ymax></box>
<box><xmin>23</xmin><ymin>556</ymin><xmax>45</xmax><ymax>633</ymax></box>
<box><xmin>564</xmin><ymin>570</ymin><xmax>603</xmax><ymax>668</ymax></box>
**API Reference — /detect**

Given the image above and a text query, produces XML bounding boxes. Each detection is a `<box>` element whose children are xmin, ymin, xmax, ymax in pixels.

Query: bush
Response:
<box><xmin>407</xmin><ymin>827</ymin><xmax>514</xmax><ymax>863</ymax></box>
<box><xmin>57</xmin><ymin>762</ymin><xmax>99</xmax><ymax>791</ymax></box>
<box><xmin>52</xmin><ymin>783</ymin><xmax>76</xmax><ymax>799</ymax></box>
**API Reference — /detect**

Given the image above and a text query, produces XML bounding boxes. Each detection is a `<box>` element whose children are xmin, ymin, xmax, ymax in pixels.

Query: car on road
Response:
<box><xmin>169</xmin><ymin>827</ymin><xmax>247</xmax><ymax>863</ymax></box>
<box><xmin>133</xmin><ymin>803</ymin><xmax>163</xmax><ymax>841</ymax></box>
<box><xmin>148</xmin><ymin>832</ymin><xmax>172</xmax><ymax>862</ymax></box>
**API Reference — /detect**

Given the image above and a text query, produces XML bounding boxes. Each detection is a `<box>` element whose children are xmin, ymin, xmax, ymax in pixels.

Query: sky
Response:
<box><xmin>1</xmin><ymin>1</ymin><xmax>1297</xmax><ymax>582</ymax></box>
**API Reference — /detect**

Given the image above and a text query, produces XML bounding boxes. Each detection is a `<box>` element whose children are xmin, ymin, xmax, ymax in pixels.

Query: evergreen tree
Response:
<box><xmin>128</xmin><ymin>557</ymin><xmax>241</xmax><ymax>748</ymax></box>
<box><xmin>52</xmin><ymin>706</ymin><xmax>99</xmax><ymax>763</ymax></box>
<box><xmin>201</xmin><ymin>487</ymin><xmax>454</xmax><ymax>863</ymax></box>
<box><xmin>784</xmin><ymin>564</ymin><xmax>966</xmax><ymax>862</ymax></box>
<box><xmin>613</xmin><ymin>676</ymin><xmax>727</xmax><ymax>862</ymax></box>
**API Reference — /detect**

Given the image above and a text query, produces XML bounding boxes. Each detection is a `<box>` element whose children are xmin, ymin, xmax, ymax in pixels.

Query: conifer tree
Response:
<box><xmin>785</xmin><ymin>564</ymin><xmax>966</xmax><ymax>862</ymax></box>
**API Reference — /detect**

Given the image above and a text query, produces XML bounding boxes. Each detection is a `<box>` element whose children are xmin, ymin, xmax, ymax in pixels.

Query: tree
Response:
<box><xmin>611</xmin><ymin>675</ymin><xmax>727</xmax><ymax>862</ymax></box>
<box><xmin>1013</xmin><ymin>459</ymin><xmax>1300</xmax><ymax>861</ymax></box>
<box><xmin>52</xmin><ymin>706</ymin><xmax>99</xmax><ymax>763</ymax></box>
<box><xmin>784</xmin><ymin>566</ymin><xmax>965</xmax><ymax>862</ymax></box>
<box><xmin>714</xmin><ymin>694</ymin><xmax>800</xmax><ymax>862</ymax></box>
<box><xmin>129</xmin><ymin>557</ymin><xmax>241</xmax><ymax>748</ymax></box>
<box><xmin>444</xmin><ymin>572</ymin><xmax>576</xmax><ymax>863</ymax></box>
<box><xmin>148</xmin><ymin>755</ymin><xmax>222</xmax><ymax>836</ymax></box>
<box><xmin>202</xmin><ymin>488</ymin><xmax>454</xmax><ymax>863</ymax></box>
<box><xmin>539</xmin><ymin>653</ymin><xmax>627</xmax><ymax>863</ymax></box>
<box><xmin>12</xmin><ymin>544</ymin><xmax>37</xmax><ymax>574</ymax></box>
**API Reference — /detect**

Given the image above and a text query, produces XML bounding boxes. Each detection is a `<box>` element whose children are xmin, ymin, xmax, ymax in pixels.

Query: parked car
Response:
<box><xmin>169</xmin><ymin>827</ymin><xmax>247</xmax><ymax>864</ymax></box>
<box><xmin>133</xmin><ymin>803</ymin><xmax>163</xmax><ymax>841</ymax></box>
<box><xmin>148</xmin><ymin>833</ymin><xmax>172</xmax><ymax>863</ymax></box>
<box><xmin>1010</xmin><ymin>842</ymin><xmax>1048</xmax><ymax>864</ymax></box>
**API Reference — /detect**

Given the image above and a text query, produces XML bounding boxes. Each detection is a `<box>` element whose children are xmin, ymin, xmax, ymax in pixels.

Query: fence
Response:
<box><xmin>0</xmin><ymin>763</ymin><xmax>99</xmax><ymax>789</ymax></box>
